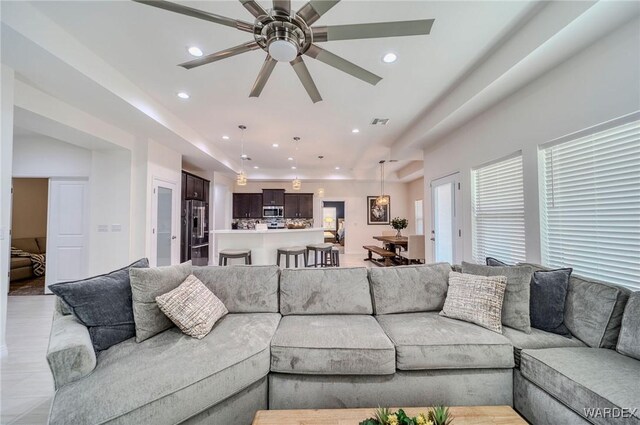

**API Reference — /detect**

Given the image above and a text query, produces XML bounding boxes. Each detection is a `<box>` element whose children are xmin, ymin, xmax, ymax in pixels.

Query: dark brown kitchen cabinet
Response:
<box><xmin>184</xmin><ymin>173</ymin><xmax>206</xmax><ymax>200</ymax></box>
<box><xmin>233</xmin><ymin>193</ymin><xmax>263</xmax><ymax>218</ymax></box>
<box><xmin>284</xmin><ymin>193</ymin><xmax>314</xmax><ymax>218</ymax></box>
<box><xmin>262</xmin><ymin>189</ymin><xmax>285</xmax><ymax>206</ymax></box>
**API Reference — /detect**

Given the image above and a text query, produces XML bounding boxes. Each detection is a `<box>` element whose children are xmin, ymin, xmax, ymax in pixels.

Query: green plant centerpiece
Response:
<box><xmin>390</xmin><ymin>217</ymin><xmax>409</xmax><ymax>237</ymax></box>
<box><xmin>359</xmin><ymin>406</ymin><xmax>453</xmax><ymax>425</ymax></box>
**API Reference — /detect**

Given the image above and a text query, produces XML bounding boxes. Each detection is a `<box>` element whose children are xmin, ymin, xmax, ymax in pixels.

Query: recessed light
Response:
<box><xmin>241</xmin><ymin>154</ymin><xmax>248</xmax><ymax>159</ymax></box>
<box><xmin>288</xmin><ymin>157</ymin><xmax>294</xmax><ymax>161</ymax></box>
<box><xmin>272</xmin><ymin>143</ymin><xmax>279</xmax><ymax>148</ymax></box>
<box><xmin>222</xmin><ymin>135</ymin><xmax>230</xmax><ymax>140</ymax></box>
<box><xmin>382</xmin><ymin>52</ymin><xmax>397</xmax><ymax>63</ymax></box>
<box><xmin>253</xmin><ymin>166</ymin><xmax>259</xmax><ymax>169</ymax></box>
<box><xmin>177</xmin><ymin>92</ymin><xmax>190</xmax><ymax>99</ymax></box>
<box><xmin>188</xmin><ymin>46</ymin><xmax>203</xmax><ymax>57</ymax></box>
<box><xmin>335</xmin><ymin>166</ymin><xmax>340</xmax><ymax>170</ymax></box>
<box><xmin>291</xmin><ymin>166</ymin><xmax>297</xmax><ymax>170</ymax></box>
<box><xmin>352</xmin><ymin>128</ymin><xmax>360</xmax><ymax>133</ymax></box>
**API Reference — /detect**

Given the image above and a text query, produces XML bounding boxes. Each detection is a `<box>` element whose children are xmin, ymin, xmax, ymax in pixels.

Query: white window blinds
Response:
<box><xmin>472</xmin><ymin>154</ymin><xmax>526</xmax><ymax>264</ymax></box>
<box><xmin>541</xmin><ymin>120</ymin><xmax>640</xmax><ymax>289</ymax></box>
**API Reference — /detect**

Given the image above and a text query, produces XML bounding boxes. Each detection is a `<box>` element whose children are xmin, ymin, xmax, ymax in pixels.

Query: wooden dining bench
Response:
<box><xmin>363</xmin><ymin>245</ymin><xmax>396</xmax><ymax>267</ymax></box>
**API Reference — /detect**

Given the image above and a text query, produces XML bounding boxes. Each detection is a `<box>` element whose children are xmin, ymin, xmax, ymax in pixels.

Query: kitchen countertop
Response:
<box><xmin>211</xmin><ymin>228</ymin><xmax>322</xmax><ymax>234</ymax></box>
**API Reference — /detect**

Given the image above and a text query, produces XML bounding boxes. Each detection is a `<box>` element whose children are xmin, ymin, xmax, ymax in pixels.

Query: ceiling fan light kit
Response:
<box><xmin>133</xmin><ymin>0</ymin><xmax>434</xmax><ymax>102</ymax></box>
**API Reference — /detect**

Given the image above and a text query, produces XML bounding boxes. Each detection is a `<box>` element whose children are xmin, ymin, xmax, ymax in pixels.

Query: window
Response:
<box><xmin>414</xmin><ymin>200</ymin><xmax>424</xmax><ymax>235</ymax></box>
<box><xmin>472</xmin><ymin>154</ymin><xmax>526</xmax><ymax>264</ymax></box>
<box><xmin>540</xmin><ymin>119</ymin><xmax>640</xmax><ymax>289</ymax></box>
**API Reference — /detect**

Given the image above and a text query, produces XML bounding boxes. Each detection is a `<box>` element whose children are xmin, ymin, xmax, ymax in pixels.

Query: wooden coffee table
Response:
<box><xmin>253</xmin><ymin>406</ymin><xmax>526</xmax><ymax>425</ymax></box>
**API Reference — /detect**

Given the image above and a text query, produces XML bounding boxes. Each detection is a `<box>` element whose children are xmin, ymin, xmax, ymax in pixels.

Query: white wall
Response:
<box><xmin>234</xmin><ymin>180</ymin><xmax>411</xmax><ymax>255</ymax></box>
<box><xmin>12</xmin><ymin>136</ymin><xmax>92</xmax><ymax>177</ymax></box>
<box><xmin>0</xmin><ymin>65</ymin><xmax>15</xmax><ymax>357</ymax></box>
<box><xmin>422</xmin><ymin>18</ymin><xmax>640</xmax><ymax>264</ymax></box>
<box><xmin>406</xmin><ymin>177</ymin><xmax>424</xmax><ymax>235</ymax></box>
<box><xmin>89</xmin><ymin>149</ymin><xmax>131</xmax><ymax>274</ymax></box>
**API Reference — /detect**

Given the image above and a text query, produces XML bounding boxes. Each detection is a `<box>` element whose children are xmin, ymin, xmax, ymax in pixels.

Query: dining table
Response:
<box><xmin>372</xmin><ymin>235</ymin><xmax>408</xmax><ymax>253</ymax></box>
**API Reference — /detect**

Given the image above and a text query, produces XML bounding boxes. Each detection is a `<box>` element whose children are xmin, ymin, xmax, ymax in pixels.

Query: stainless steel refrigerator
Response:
<box><xmin>182</xmin><ymin>199</ymin><xmax>209</xmax><ymax>266</ymax></box>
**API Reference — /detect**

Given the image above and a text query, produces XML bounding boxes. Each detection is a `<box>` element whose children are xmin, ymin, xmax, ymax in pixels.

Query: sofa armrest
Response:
<box><xmin>47</xmin><ymin>310</ymin><xmax>96</xmax><ymax>389</ymax></box>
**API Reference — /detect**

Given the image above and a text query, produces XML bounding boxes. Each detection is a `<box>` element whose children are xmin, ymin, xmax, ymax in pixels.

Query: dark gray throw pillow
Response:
<box><xmin>486</xmin><ymin>257</ymin><xmax>510</xmax><ymax>267</ymax></box>
<box><xmin>530</xmin><ymin>268</ymin><xmax>572</xmax><ymax>337</ymax></box>
<box><xmin>49</xmin><ymin>258</ymin><xmax>149</xmax><ymax>352</ymax></box>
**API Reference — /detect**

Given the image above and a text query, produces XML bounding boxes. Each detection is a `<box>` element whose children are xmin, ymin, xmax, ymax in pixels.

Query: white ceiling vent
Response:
<box><xmin>371</xmin><ymin>118</ymin><xmax>390</xmax><ymax>125</ymax></box>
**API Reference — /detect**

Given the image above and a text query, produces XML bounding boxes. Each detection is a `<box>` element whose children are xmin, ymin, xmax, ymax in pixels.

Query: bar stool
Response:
<box><xmin>276</xmin><ymin>246</ymin><xmax>307</xmax><ymax>268</ymax></box>
<box><xmin>306</xmin><ymin>243</ymin><xmax>333</xmax><ymax>267</ymax></box>
<box><xmin>218</xmin><ymin>249</ymin><xmax>251</xmax><ymax>266</ymax></box>
<box><xmin>330</xmin><ymin>247</ymin><xmax>340</xmax><ymax>267</ymax></box>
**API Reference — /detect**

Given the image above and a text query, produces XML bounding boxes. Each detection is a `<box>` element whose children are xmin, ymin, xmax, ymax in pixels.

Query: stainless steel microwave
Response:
<box><xmin>263</xmin><ymin>206</ymin><xmax>284</xmax><ymax>218</ymax></box>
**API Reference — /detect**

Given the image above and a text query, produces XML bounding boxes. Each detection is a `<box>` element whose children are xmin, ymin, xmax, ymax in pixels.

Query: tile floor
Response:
<box><xmin>1</xmin><ymin>295</ymin><xmax>55</xmax><ymax>425</ymax></box>
<box><xmin>0</xmin><ymin>254</ymin><xmax>371</xmax><ymax>424</ymax></box>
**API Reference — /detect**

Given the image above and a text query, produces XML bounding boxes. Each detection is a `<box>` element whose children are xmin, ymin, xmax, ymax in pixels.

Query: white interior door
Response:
<box><xmin>151</xmin><ymin>178</ymin><xmax>178</xmax><ymax>267</ymax></box>
<box><xmin>430</xmin><ymin>173</ymin><xmax>462</xmax><ymax>264</ymax></box>
<box><xmin>46</xmin><ymin>179</ymin><xmax>89</xmax><ymax>292</ymax></box>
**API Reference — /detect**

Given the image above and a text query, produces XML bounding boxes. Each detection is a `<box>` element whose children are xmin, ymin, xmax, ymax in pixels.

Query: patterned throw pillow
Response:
<box><xmin>156</xmin><ymin>274</ymin><xmax>228</xmax><ymax>339</ymax></box>
<box><xmin>440</xmin><ymin>271</ymin><xmax>508</xmax><ymax>333</ymax></box>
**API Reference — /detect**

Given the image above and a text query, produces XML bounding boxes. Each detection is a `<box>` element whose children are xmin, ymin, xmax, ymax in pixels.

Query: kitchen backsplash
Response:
<box><xmin>233</xmin><ymin>218</ymin><xmax>314</xmax><ymax>230</ymax></box>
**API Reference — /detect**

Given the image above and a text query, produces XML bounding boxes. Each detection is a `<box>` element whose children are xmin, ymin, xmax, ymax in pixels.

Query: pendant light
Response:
<box><xmin>376</xmin><ymin>160</ymin><xmax>389</xmax><ymax>206</ymax></box>
<box><xmin>292</xmin><ymin>137</ymin><xmax>301</xmax><ymax>191</ymax></box>
<box><xmin>236</xmin><ymin>125</ymin><xmax>248</xmax><ymax>186</ymax></box>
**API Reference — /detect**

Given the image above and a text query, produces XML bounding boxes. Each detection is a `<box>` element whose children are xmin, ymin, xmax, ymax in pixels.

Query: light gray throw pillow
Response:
<box><xmin>440</xmin><ymin>271</ymin><xmax>507</xmax><ymax>333</ymax></box>
<box><xmin>616</xmin><ymin>291</ymin><xmax>640</xmax><ymax>360</ymax></box>
<box><xmin>130</xmin><ymin>261</ymin><xmax>192</xmax><ymax>342</ymax></box>
<box><xmin>462</xmin><ymin>262</ymin><xmax>533</xmax><ymax>333</ymax></box>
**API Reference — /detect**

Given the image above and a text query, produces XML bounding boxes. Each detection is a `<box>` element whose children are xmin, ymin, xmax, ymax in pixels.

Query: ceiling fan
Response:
<box><xmin>133</xmin><ymin>0</ymin><xmax>434</xmax><ymax>103</ymax></box>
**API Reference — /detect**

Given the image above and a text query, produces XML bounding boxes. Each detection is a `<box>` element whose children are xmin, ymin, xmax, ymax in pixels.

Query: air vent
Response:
<box><xmin>371</xmin><ymin>118</ymin><xmax>389</xmax><ymax>125</ymax></box>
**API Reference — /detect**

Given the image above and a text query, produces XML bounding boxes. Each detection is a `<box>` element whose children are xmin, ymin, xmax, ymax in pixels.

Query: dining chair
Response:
<box><xmin>399</xmin><ymin>235</ymin><xmax>425</xmax><ymax>264</ymax></box>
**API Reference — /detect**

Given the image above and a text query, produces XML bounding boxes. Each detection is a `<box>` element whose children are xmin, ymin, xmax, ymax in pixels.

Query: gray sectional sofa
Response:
<box><xmin>46</xmin><ymin>263</ymin><xmax>640</xmax><ymax>425</ymax></box>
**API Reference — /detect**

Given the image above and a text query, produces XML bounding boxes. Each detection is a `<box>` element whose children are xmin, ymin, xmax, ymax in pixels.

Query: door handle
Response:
<box><xmin>171</xmin><ymin>236</ymin><xmax>177</xmax><ymax>240</ymax></box>
<box><xmin>430</xmin><ymin>230</ymin><xmax>435</xmax><ymax>242</ymax></box>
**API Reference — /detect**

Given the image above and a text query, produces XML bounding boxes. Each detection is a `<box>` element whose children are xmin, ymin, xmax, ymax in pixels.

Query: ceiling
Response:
<box><xmin>8</xmin><ymin>1</ymin><xmax>536</xmax><ymax>179</ymax></box>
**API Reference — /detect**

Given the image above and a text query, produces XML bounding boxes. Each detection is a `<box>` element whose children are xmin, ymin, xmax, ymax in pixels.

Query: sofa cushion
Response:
<box><xmin>501</xmin><ymin>326</ymin><xmax>586</xmax><ymax>368</ymax></box>
<box><xmin>10</xmin><ymin>257</ymin><xmax>31</xmax><ymax>268</ymax></box>
<box><xmin>36</xmin><ymin>236</ymin><xmax>47</xmax><ymax>253</ymax></box>
<box><xmin>193</xmin><ymin>265</ymin><xmax>279</xmax><ymax>313</ymax></box>
<box><xmin>617</xmin><ymin>291</ymin><xmax>640</xmax><ymax>360</ymax></box>
<box><xmin>368</xmin><ymin>263</ymin><xmax>450</xmax><ymax>315</ymax></box>
<box><xmin>49</xmin><ymin>258</ymin><xmax>149</xmax><ymax>352</ymax></box>
<box><xmin>279</xmin><ymin>267</ymin><xmax>372</xmax><ymax>315</ymax></box>
<box><xmin>520</xmin><ymin>263</ymin><xmax>631</xmax><ymax>348</ymax></box>
<box><xmin>520</xmin><ymin>348</ymin><xmax>640</xmax><ymax>425</ymax></box>
<box><xmin>376</xmin><ymin>312</ymin><xmax>514</xmax><ymax>370</ymax></box>
<box><xmin>270</xmin><ymin>315</ymin><xmax>395</xmax><ymax>375</ymax></box>
<box><xmin>462</xmin><ymin>262</ymin><xmax>533</xmax><ymax>333</ymax></box>
<box><xmin>48</xmin><ymin>313</ymin><xmax>280</xmax><ymax>425</ymax></box>
<box><xmin>129</xmin><ymin>261</ymin><xmax>192</xmax><ymax>342</ymax></box>
<box><xmin>11</xmin><ymin>237</ymin><xmax>39</xmax><ymax>254</ymax></box>
<box><xmin>529</xmin><ymin>268</ymin><xmax>572</xmax><ymax>336</ymax></box>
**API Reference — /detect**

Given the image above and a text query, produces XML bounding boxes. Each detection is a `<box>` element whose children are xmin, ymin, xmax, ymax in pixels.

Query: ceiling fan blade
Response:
<box><xmin>132</xmin><ymin>0</ymin><xmax>254</xmax><ymax>32</ymax></box>
<box><xmin>297</xmin><ymin>0</ymin><xmax>339</xmax><ymax>26</ymax></box>
<box><xmin>239</xmin><ymin>0</ymin><xmax>267</xmax><ymax>18</ymax></box>
<box><xmin>250</xmin><ymin>56</ymin><xmax>277</xmax><ymax>97</ymax></box>
<box><xmin>290</xmin><ymin>57</ymin><xmax>322</xmax><ymax>103</ymax></box>
<box><xmin>305</xmin><ymin>44</ymin><xmax>381</xmax><ymax>86</ymax></box>
<box><xmin>273</xmin><ymin>0</ymin><xmax>291</xmax><ymax>14</ymax></box>
<box><xmin>313</xmin><ymin>19</ymin><xmax>435</xmax><ymax>42</ymax></box>
<box><xmin>179</xmin><ymin>41</ymin><xmax>260</xmax><ymax>69</ymax></box>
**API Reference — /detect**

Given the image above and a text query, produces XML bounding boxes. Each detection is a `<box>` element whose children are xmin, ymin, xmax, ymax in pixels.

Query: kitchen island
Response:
<box><xmin>212</xmin><ymin>228</ymin><xmax>324</xmax><ymax>265</ymax></box>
